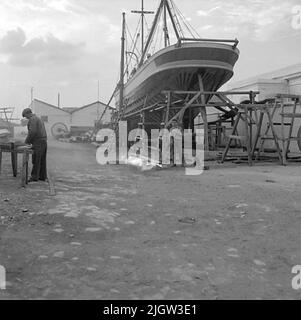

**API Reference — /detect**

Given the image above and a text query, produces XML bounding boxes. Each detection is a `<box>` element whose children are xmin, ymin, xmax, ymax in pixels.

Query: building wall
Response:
<box><xmin>31</xmin><ymin>100</ymin><xmax>71</xmax><ymax>138</ymax></box>
<box><xmin>71</xmin><ymin>102</ymin><xmax>112</xmax><ymax>128</ymax></box>
<box><xmin>288</xmin><ymin>77</ymin><xmax>301</xmax><ymax>95</ymax></box>
<box><xmin>27</xmin><ymin>99</ymin><xmax>113</xmax><ymax>139</ymax></box>
<box><xmin>228</xmin><ymin>80</ymin><xmax>288</xmax><ymax>103</ymax></box>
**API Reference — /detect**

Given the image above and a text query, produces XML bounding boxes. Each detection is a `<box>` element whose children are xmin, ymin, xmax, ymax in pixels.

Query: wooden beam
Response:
<box><xmin>165</xmin><ymin>92</ymin><xmax>201</xmax><ymax>127</ymax></box>
<box><xmin>198</xmin><ymin>74</ymin><xmax>209</xmax><ymax>153</ymax></box>
<box><xmin>162</xmin><ymin>90</ymin><xmax>260</xmax><ymax>95</ymax></box>
<box><xmin>164</xmin><ymin>91</ymin><xmax>171</xmax><ymax>124</ymax></box>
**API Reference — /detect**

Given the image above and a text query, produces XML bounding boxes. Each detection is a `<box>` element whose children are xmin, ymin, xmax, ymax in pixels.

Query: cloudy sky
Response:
<box><xmin>0</xmin><ymin>0</ymin><xmax>301</xmax><ymax>118</ymax></box>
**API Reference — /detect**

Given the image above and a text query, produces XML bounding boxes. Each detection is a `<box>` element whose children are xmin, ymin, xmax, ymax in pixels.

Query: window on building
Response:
<box><xmin>41</xmin><ymin>116</ymin><xmax>48</xmax><ymax>123</ymax></box>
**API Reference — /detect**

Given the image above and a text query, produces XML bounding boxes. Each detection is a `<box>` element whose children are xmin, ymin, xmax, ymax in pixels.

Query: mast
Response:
<box><xmin>163</xmin><ymin>2</ymin><xmax>168</xmax><ymax>47</ymax></box>
<box><xmin>141</xmin><ymin>0</ymin><xmax>144</xmax><ymax>56</ymax></box>
<box><xmin>131</xmin><ymin>1</ymin><xmax>154</xmax><ymax>57</ymax></box>
<box><xmin>140</xmin><ymin>0</ymin><xmax>164</xmax><ymax>66</ymax></box>
<box><xmin>119</xmin><ymin>12</ymin><xmax>126</xmax><ymax>112</ymax></box>
<box><xmin>165</xmin><ymin>0</ymin><xmax>181</xmax><ymax>41</ymax></box>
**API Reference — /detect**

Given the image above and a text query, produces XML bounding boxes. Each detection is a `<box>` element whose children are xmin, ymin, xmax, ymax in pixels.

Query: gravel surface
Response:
<box><xmin>0</xmin><ymin>140</ymin><xmax>300</xmax><ymax>299</ymax></box>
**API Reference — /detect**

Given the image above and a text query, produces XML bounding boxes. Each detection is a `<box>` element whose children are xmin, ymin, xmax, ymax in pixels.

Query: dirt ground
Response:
<box><xmin>0</xmin><ymin>140</ymin><xmax>300</xmax><ymax>299</ymax></box>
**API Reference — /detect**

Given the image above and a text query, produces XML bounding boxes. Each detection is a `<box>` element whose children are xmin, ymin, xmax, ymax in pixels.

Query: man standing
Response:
<box><xmin>22</xmin><ymin>108</ymin><xmax>48</xmax><ymax>182</ymax></box>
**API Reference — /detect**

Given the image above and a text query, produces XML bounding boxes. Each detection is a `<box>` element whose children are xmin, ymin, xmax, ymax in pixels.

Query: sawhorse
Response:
<box><xmin>0</xmin><ymin>143</ymin><xmax>33</xmax><ymax>187</ymax></box>
<box><xmin>221</xmin><ymin>104</ymin><xmax>281</xmax><ymax>165</ymax></box>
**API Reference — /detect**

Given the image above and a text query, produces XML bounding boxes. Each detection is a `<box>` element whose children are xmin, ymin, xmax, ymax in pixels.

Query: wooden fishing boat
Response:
<box><xmin>115</xmin><ymin>0</ymin><xmax>239</xmax><ymax>131</ymax></box>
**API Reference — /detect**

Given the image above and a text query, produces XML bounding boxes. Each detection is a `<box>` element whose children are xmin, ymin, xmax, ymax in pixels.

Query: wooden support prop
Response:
<box><xmin>11</xmin><ymin>143</ymin><xmax>18</xmax><ymax>177</ymax></box>
<box><xmin>165</xmin><ymin>92</ymin><xmax>201</xmax><ymax>127</ymax></box>
<box><xmin>251</xmin><ymin>110</ymin><xmax>264</xmax><ymax>158</ymax></box>
<box><xmin>198</xmin><ymin>75</ymin><xmax>209</xmax><ymax>154</ymax></box>
<box><xmin>47</xmin><ymin>173</ymin><xmax>56</xmax><ymax>196</ymax></box>
<box><xmin>0</xmin><ymin>145</ymin><xmax>33</xmax><ymax>186</ymax></box>
<box><xmin>279</xmin><ymin>113</ymin><xmax>301</xmax><ymax>118</ymax></box>
<box><xmin>243</xmin><ymin>105</ymin><xmax>252</xmax><ymax>166</ymax></box>
<box><xmin>283</xmin><ymin>100</ymin><xmax>297</xmax><ymax>160</ymax></box>
<box><xmin>265</xmin><ymin>108</ymin><xmax>283</xmax><ymax>163</ymax></box>
<box><xmin>21</xmin><ymin>151</ymin><xmax>28</xmax><ymax>187</ymax></box>
<box><xmin>0</xmin><ymin>148</ymin><xmax>2</xmax><ymax>175</ymax></box>
<box><xmin>162</xmin><ymin>90</ymin><xmax>260</xmax><ymax>96</ymax></box>
<box><xmin>221</xmin><ymin>113</ymin><xmax>241</xmax><ymax>163</ymax></box>
<box><xmin>165</xmin><ymin>91</ymin><xmax>171</xmax><ymax>124</ymax></box>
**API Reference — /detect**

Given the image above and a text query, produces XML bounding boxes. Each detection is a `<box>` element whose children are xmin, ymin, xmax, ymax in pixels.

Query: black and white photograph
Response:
<box><xmin>0</xmin><ymin>0</ymin><xmax>301</xmax><ymax>306</ymax></box>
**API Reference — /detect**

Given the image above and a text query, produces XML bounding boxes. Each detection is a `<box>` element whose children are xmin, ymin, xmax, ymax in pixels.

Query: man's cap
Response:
<box><xmin>22</xmin><ymin>108</ymin><xmax>32</xmax><ymax>117</ymax></box>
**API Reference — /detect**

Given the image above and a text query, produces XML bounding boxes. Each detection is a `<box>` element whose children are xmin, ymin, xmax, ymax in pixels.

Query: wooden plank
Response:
<box><xmin>11</xmin><ymin>143</ymin><xmax>17</xmax><ymax>177</ymax></box>
<box><xmin>251</xmin><ymin>111</ymin><xmax>264</xmax><ymax>158</ymax></box>
<box><xmin>265</xmin><ymin>108</ymin><xmax>283</xmax><ymax>164</ymax></box>
<box><xmin>221</xmin><ymin>113</ymin><xmax>241</xmax><ymax>163</ymax></box>
<box><xmin>25</xmin><ymin>153</ymin><xmax>29</xmax><ymax>184</ymax></box>
<box><xmin>279</xmin><ymin>113</ymin><xmax>301</xmax><ymax>118</ymax></box>
<box><xmin>243</xmin><ymin>105</ymin><xmax>252</xmax><ymax>166</ymax></box>
<box><xmin>272</xmin><ymin>122</ymin><xmax>292</xmax><ymax>126</ymax></box>
<box><xmin>287</xmin><ymin>137</ymin><xmax>301</xmax><ymax>141</ymax></box>
<box><xmin>165</xmin><ymin>91</ymin><xmax>171</xmax><ymax>124</ymax></box>
<box><xmin>47</xmin><ymin>173</ymin><xmax>56</xmax><ymax>196</ymax></box>
<box><xmin>162</xmin><ymin>90</ymin><xmax>260</xmax><ymax>95</ymax></box>
<box><xmin>276</xmin><ymin>93</ymin><xmax>301</xmax><ymax>99</ymax></box>
<box><xmin>21</xmin><ymin>152</ymin><xmax>27</xmax><ymax>187</ymax></box>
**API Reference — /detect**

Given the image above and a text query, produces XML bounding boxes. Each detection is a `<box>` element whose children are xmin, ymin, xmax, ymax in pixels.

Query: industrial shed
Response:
<box><xmin>28</xmin><ymin>99</ymin><xmax>114</xmax><ymax>138</ymax></box>
<box><xmin>228</xmin><ymin>62</ymin><xmax>301</xmax><ymax>102</ymax></box>
<box><xmin>226</xmin><ymin>63</ymin><xmax>301</xmax><ymax>153</ymax></box>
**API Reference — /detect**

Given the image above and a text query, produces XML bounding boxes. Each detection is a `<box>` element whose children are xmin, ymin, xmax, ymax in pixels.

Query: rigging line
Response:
<box><xmin>171</xmin><ymin>0</ymin><xmax>201</xmax><ymax>38</ymax></box>
<box><xmin>144</xmin><ymin>0</ymin><xmax>160</xmax><ymax>55</ymax></box>
<box><xmin>128</xmin><ymin>15</ymin><xmax>142</xmax><ymax>57</ymax></box>
<box><xmin>145</xmin><ymin>17</ymin><xmax>151</xmax><ymax>38</ymax></box>
<box><xmin>124</xmin><ymin>28</ymin><xmax>130</xmax><ymax>80</ymax></box>
<box><xmin>174</xmin><ymin>5</ymin><xmax>197</xmax><ymax>38</ymax></box>
<box><xmin>158</xmin><ymin>19</ymin><xmax>164</xmax><ymax>51</ymax></box>
<box><xmin>173</xmin><ymin>1</ymin><xmax>192</xmax><ymax>38</ymax></box>
<box><xmin>144</xmin><ymin>5</ymin><xmax>161</xmax><ymax>55</ymax></box>
<box><xmin>140</xmin><ymin>0</ymin><xmax>166</xmax><ymax>64</ymax></box>
<box><xmin>129</xmin><ymin>20</ymin><xmax>140</xmax><ymax>52</ymax></box>
<box><xmin>168</xmin><ymin>0</ymin><xmax>184</xmax><ymax>38</ymax></box>
<box><xmin>125</xmin><ymin>23</ymin><xmax>134</xmax><ymax>45</ymax></box>
<box><xmin>124</xmin><ymin>27</ymin><xmax>137</xmax><ymax>77</ymax></box>
<box><xmin>170</xmin><ymin>0</ymin><xmax>200</xmax><ymax>38</ymax></box>
<box><xmin>151</xmin><ymin>12</ymin><xmax>162</xmax><ymax>54</ymax></box>
<box><xmin>125</xmin><ymin>25</ymin><xmax>138</xmax><ymax>67</ymax></box>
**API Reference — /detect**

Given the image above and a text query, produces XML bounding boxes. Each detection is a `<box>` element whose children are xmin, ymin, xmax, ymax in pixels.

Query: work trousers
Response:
<box><xmin>31</xmin><ymin>140</ymin><xmax>47</xmax><ymax>181</ymax></box>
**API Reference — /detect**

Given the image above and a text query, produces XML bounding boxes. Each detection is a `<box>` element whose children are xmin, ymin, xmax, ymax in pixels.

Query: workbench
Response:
<box><xmin>0</xmin><ymin>142</ymin><xmax>33</xmax><ymax>187</ymax></box>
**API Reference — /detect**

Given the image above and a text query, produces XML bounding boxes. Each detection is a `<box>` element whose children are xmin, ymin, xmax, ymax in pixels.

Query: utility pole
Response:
<box><xmin>98</xmin><ymin>80</ymin><xmax>100</xmax><ymax>101</ymax></box>
<box><xmin>30</xmin><ymin>87</ymin><xmax>34</xmax><ymax>103</ymax></box>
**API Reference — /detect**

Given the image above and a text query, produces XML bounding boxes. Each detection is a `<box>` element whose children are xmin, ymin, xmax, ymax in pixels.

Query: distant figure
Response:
<box><xmin>130</xmin><ymin>67</ymin><xmax>137</xmax><ymax>77</ymax></box>
<box><xmin>22</xmin><ymin>108</ymin><xmax>48</xmax><ymax>182</ymax></box>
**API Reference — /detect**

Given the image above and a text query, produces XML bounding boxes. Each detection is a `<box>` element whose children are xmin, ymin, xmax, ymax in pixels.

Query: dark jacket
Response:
<box><xmin>25</xmin><ymin>114</ymin><xmax>47</xmax><ymax>144</ymax></box>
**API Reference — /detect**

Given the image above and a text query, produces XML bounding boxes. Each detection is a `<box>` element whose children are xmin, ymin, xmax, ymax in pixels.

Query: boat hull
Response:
<box><xmin>116</xmin><ymin>42</ymin><xmax>239</xmax><ymax>128</ymax></box>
